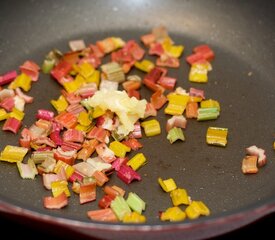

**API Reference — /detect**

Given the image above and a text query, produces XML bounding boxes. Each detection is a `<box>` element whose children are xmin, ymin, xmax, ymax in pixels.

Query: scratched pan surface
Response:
<box><xmin>0</xmin><ymin>0</ymin><xmax>275</xmax><ymax>239</ymax></box>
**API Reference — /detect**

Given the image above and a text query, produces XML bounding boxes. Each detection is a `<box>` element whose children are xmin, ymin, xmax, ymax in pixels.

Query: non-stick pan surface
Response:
<box><xmin>0</xmin><ymin>0</ymin><xmax>274</xmax><ymax>239</ymax></box>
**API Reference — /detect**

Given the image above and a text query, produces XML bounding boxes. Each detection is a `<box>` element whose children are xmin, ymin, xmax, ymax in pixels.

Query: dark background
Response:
<box><xmin>1</xmin><ymin>211</ymin><xmax>273</xmax><ymax>239</ymax></box>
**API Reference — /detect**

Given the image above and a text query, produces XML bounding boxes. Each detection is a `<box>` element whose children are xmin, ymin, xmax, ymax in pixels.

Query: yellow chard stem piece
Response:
<box><xmin>134</xmin><ymin>60</ymin><xmax>155</xmax><ymax>73</ymax></box>
<box><xmin>141</xmin><ymin>119</ymin><xmax>161</xmax><ymax>137</ymax></box>
<box><xmin>206</xmin><ymin>127</ymin><xmax>228</xmax><ymax>147</ymax></box>
<box><xmin>127</xmin><ymin>153</ymin><xmax>147</xmax><ymax>171</ymax></box>
<box><xmin>0</xmin><ymin>145</ymin><xmax>28</xmax><ymax>163</ymax></box>
<box><xmin>51</xmin><ymin>95</ymin><xmax>68</xmax><ymax>112</ymax></box>
<box><xmin>164</xmin><ymin>94</ymin><xmax>189</xmax><ymax>116</ymax></box>
<box><xmin>160</xmin><ymin>207</ymin><xmax>186</xmax><ymax>222</ymax></box>
<box><xmin>186</xmin><ymin>201</ymin><xmax>210</xmax><ymax>219</ymax></box>
<box><xmin>0</xmin><ymin>108</ymin><xmax>9</xmax><ymax>121</ymax></box>
<box><xmin>9</xmin><ymin>73</ymin><xmax>32</xmax><ymax>91</ymax></box>
<box><xmin>158</xmin><ymin>177</ymin><xmax>177</xmax><ymax>192</ymax></box>
<box><xmin>51</xmin><ymin>180</ymin><xmax>70</xmax><ymax>197</ymax></box>
<box><xmin>109</xmin><ymin>141</ymin><xmax>131</xmax><ymax>158</ymax></box>
<box><xmin>170</xmin><ymin>188</ymin><xmax>190</xmax><ymax>206</ymax></box>
<box><xmin>122</xmin><ymin>212</ymin><xmax>146</xmax><ymax>223</ymax></box>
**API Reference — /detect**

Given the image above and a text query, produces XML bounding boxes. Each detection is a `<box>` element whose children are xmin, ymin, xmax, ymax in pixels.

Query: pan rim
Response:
<box><xmin>1</xmin><ymin>197</ymin><xmax>275</xmax><ymax>233</ymax></box>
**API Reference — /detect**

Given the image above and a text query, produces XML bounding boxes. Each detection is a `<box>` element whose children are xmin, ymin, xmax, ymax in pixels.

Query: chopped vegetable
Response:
<box><xmin>0</xmin><ymin>145</ymin><xmax>28</xmax><ymax>163</ymax></box>
<box><xmin>156</xmin><ymin>55</ymin><xmax>180</xmax><ymax>68</ymax></box>
<box><xmin>134</xmin><ymin>59</ymin><xmax>155</xmax><ymax>73</ymax></box>
<box><xmin>51</xmin><ymin>95</ymin><xmax>68</xmax><ymax>113</ymax></box>
<box><xmin>73</xmin><ymin>161</ymin><xmax>95</xmax><ymax>177</ymax></box>
<box><xmin>51</xmin><ymin>60</ymin><xmax>72</xmax><ymax>83</ymax></box>
<box><xmin>122</xmin><ymin>80</ymin><xmax>141</xmax><ymax>92</ymax></box>
<box><xmin>122</xmin><ymin>138</ymin><xmax>142</xmax><ymax>151</ymax></box>
<box><xmin>150</xmin><ymin>90</ymin><xmax>167</xmax><ymax>110</ymax></box>
<box><xmin>140</xmin><ymin>33</ymin><xmax>156</xmax><ymax>46</ymax></box>
<box><xmin>54</xmin><ymin>148</ymin><xmax>76</xmax><ymax>165</ymax></box>
<box><xmin>31</xmin><ymin>151</ymin><xmax>54</xmax><ymax>164</ymax></box>
<box><xmin>2</xmin><ymin>117</ymin><xmax>22</xmax><ymax>134</ymax></box>
<box><xmin>96</xmin><ymin>37</ymin><xmax>125</xmax><ymax>54</ymax></box>
<box><xmin>167</xmin><ymin>127</ymin><xmax>185</xmax><ymax>144</ymax></box>
<box><xmin>246</xmin><ymin>145</ymin><xmax>267</xmax><ymax>167</ymax></box>
<box><xmin>170</xmin><ymin>188</ymin><xmax>190</xmax><ymax>206</ymax></box>
<box><xmin>242</xmin><ymin>156</ymin><xmax>258</xmax><ymax>174</ymax></box>
<box><xmin>185</xmin><ymin>102</ymin><xmax>198</xmax><ymax>119</ymax></box>
<box><xmin>189</xmin><ymin>87</ymin><xmax>205</xmax><ymax>99</ymax></box>
<box><xmin>54</xmin><ymin>160</ymin><xmax>75</xmax><ymax>178</ymax></box>
<box><xmin>42</xmin><ymin>173</ymin><xmax>60</xmax><ymax>190</ymax></box>
<box><xmin>20</xmin><ymin>60</ymin><xmax>40</xmax><ymax>81</ymax></box>
<box><xmin>193</xmin><ymin>44</ymin><xmax>215</xmax><ymax>62</ymax></box>
<box><xmin>79</xmin><ymin>183</ymin><xmax>96</xmax><ymax>204</ymax></box>
<box><xmin>98</xmin><ymin>194</ymin><xmax>115</xmax><ymax>209</ymax></box>
<box><xmin>191</xmin><ymin>201</ymin><xmax>210</xmax><ymax>216</ymax></box>
<box><xmin>122</xmin><ymin>212</ymin><xmax>146</xmax><ymax>223</ymax></box>
<box><xmin>9</xmin><ymin>108</ymin><xmax>24</xmax><ymax>121</ymax></box>
<box><xmin>37</xmin><ymin>156</ymin><xmax>56</xmax><ymax>173</ymax></box>
<box><xmin>160</xmin><ymin>207</ymin><xmax>186</xmax><ymax>222</ymax></box>
<box><xmin>117</xmin><ymin>164</ymin><xmax>141</xmax><ymax>184</ymax></box>
<box><xmin>99</xmin><ymin>79</ymin><xmax>118</xmax><ymax>91</ymax></box>
<box><xmin>68</xmin><ymin>39</ymin><xmax>86</xmax><ymax>51</ymax></box>
<box><xmin>77</xmin><ymin>139</ymin><xmax>99</xmax><ymax>161</ymax></box>
<box><xmin>101</xmin><ymin>62</ymin><xmax>125</xmax><ymax>83</ymax></box>
<box><xmin>0</xmin><ymin>70</ymin><xmax>17</xmax><ymax>86</ymax></box>
<box><xmin>200</xmin><ymin>99</ymin><xmax>220</xmax><ymax>111</ymax></box>
<box><xmin>104</xmin><ymin>185</ymin><xmax>123</xmax><ymax>198</ymax></box>
<box><xmin>165</xmin><ymin>45</ymin><xmax>184</xmax><ymax>58</ymax></box>
<box><xmin>144</xmin><ymin>102</ymin><xmax>157</xmax><ymax>118</ymax></box>
<box><xmin>86</xmin><ymin>157</ymin><xmax>112</xmax><ymax>173</ymax></box>
<box><xmin>164</xmin><ymin>94</ymin><xmax>189</xmax><ymax>116</ymax></box>
<box><xmin>54</xmin><ymin>111</ymin><xmax>77</xmax><ymax>129</ymax></box>
<box><xmin>95</xmin><ymin>143</ymin><xmax>116</xmax><ymax>163</ymax></box>
<box><xmin>16</xmin><ymin>158</ymin><xmax>38</xmax><ymax>179</ymax></box>
<box><xmin>0</xmin><ymin>96</ymin><xmax>15</xmax><ymax>111</ymax></box>
<box><xmin>158</xmin><ymin>177</ymin><xmax>177</xmax><ymax>192</ymax></box>
<box><xmin>166</xmin><ymin>115</ymin><xmax>187</xmax><ymax>132</ymax></box>
<box><xmin>0</xmin><ymin>108</ymin><xmax>9</xmax><ymax>121</ymax></box>
<box><xmin>36</xmin><ymin>109</ymin><xmax>54</xmax><ymax>121</ymax></box>
<box><xmin>42</xmin><ymin>59</ymin><xmax>56</xmax><ymax>74</ymax></box>
<box><xmin>63</xmin><ymin>129</ymin><xmax>84</xmax><ymax>143</ymax></box>
<box><xmin>197</xmin><ymin>107</ymin><xmax>219</xmax><ymax>121</ymax></box>
<box><xmin>13</xmin><ymin>95</ymin><xmax>25</xmax><ymax>111</ymax></box>
<box><xmin>126</xmin><ymin>192</ymin><xmax>146</xmax><ymax>214</ymax></box>
<box><xmin>93</xmin><ymin>171</ymin><xmax>109</xmax><ymax>186</ymax></box>
<box><xmin>69</xmin><ymin>171</ymin><xmax>83</xmax><ymax>183</ymax></box>
<box><xmin>111</xmin><ymin>185</ymin><xmax>125</xmax><ymax>197</ymax></box>
<box><xmin>109</xmin><ymin>141</ymin><xmax>131</xmax><ymax>158</ymax></box>
<box><xmin>110</xmin><ymin>195</ymin><xmax>131</xmax><ymax>221</ymax></box>
<box><xmin>157</xmin><ymin>76</ymin><xmax>177</xmax><ymax>90</ymax></box>
<box><xmin>9</xmin><ymin>73</ymin><xmax>32</xmax><ymax>91</ymax></box>
<box><xmin>189</xmin><ymin>62</ymin><xmax>209</xmax><ymax>83</ymax></box>
<box><xmin>206</xmin><ymin>127</ymin><xmax>228</xmax><ymax>147</ymax></box>
<box><xmin>87</xmin><ymin>208</ymin><xmax>118</xmax><ymax>222</ymax></box>
<box><xmin>185</xmin><ymin>204</ymin><xmax>200</xmax><ymax>220</ymax></box>
<box><xmin>43</xmin><ymin>192</ymin><xmax>68</xmax><ymax>209</ymax></box>
<box><xmin>51</xmin><ymin>180</ymin><xmax>70</xmax><ymax>197</ymax></box>
<box><xmin>126</xmin><ymin>153</ymin><xmax>147</xmax><ymax>171</ymax></box>
<box><xmin>141</xmin><ymin>119</ymin><xmax>161</xmax><ymax>137</ymax></box>
<box><xmin>185</xmin><ymin>201</ymin><xmax>210</xmax><ymax>219</ymax></box>
<box><xmin>186</xmin><ymin>45</ymin><xmax>214</xmax><ymax>65</ymax></box>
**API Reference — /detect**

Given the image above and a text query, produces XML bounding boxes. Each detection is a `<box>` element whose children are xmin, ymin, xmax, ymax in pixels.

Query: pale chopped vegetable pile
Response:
<box><xmin>0</xmin><ymin>26</ymin><xmax>271</xmax><ymax>223</ymax></box>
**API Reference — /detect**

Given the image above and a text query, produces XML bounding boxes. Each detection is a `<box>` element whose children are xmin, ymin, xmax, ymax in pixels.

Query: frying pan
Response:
<box><xmin>0</xmin><ymin>0</ymin><xmax>274</xmax><ymax>239</ymax></box>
